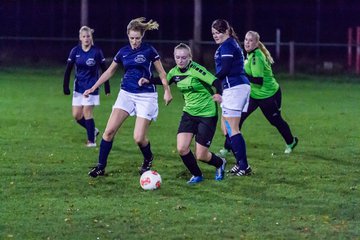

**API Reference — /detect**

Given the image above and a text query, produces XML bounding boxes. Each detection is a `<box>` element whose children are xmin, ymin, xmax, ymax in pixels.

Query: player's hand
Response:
<box><xmin>83</xmin><ymin>88</ymin><xmax>93</xmax><ymax>97</ymax></box>
<box><xmin>164</xmin><ymin>90</ymin><xmax>173</xmax><ymax>106</ymax></box>
<box><xmin>63</xmin><ymin>87</ymin><xmax>71</xmax><ymax>95</ymax></box>
<box><xmin>213</xmin><ymin>94</ymin><xmax>222</xmax><ymax>103</ymax></box>
<box><xmin>138</xmin><ymin>77</ymin><xmax>150</xmax><ymax>86</ymax></box>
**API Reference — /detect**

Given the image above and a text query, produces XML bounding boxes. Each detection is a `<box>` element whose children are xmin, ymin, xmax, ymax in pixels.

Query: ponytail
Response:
<box><xmin>229</xmin><ymin>27</ymin><xmax>240</xmax><ymax>43</ymax></box>
<box><xmin>127</xmin><ymin>17</ymin><xmax>159</xmax><ymax>37</ymax></box>
<box><xmin>258</xmin><ymin>41</ymin><xmax>274</xmax><ymax>64</ymax></box>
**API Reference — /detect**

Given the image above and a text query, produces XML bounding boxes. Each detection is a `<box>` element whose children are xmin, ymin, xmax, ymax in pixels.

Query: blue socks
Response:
<box><xmin>77</xmin><ymin>117</ymin><xmax>96</xmax><ymax>142</ymax></box>
<box><xmin>230</xmin><ymin>133</ymin><xmax>248</xmax><ymax>170</ymax></box>
<box><xmin>224</xmin><ymin>134</ymin><xmax>232</xmax><ymax>152</ymax></box>
<box><xmin>85</xmin><ymin>118</ymin><xmax>95</xmax><ymax>142</ymax></box>
<box><xmin>76</xmin><ymin>117</ymin><xmax>86</xmax><ymax>128</ymax></box>
<box><xmin>98</xmin><ymin>139</ymin><xmax>113</xmax><ymax>169</ymax></box>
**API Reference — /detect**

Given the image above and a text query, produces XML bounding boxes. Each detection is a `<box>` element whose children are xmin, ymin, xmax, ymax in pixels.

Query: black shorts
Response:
<box><xmin>177</xmin><ymin>112</ymin><xmax>218</xmax><ymax>147</ymax></box>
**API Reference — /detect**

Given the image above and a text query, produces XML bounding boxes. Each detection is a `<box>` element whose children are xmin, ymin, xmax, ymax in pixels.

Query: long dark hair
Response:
<box><xmin>211</xmin><ymin>19</ymin><xmax>240</xmax><ymax>43</ymax></box>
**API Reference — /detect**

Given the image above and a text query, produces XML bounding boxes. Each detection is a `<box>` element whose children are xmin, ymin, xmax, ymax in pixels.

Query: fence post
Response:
<box><xmin>348</xmin><ymin>27</ymin><xmax>353</xmax><ymax>68</ymax></box>
<box><xmin>276</xmin><ymin>28</ymin><xmax>281</xmax><ymax>59</ymax></box>
<box><xmin>356</xmin><ymin>27</ymin><xmax>360</xmax><ymax>74</ymax></box>
<box><xmin>80</xmin><ymin>0</ymin><xmax>88</xmax><ymax>26</ymax></box>
<box><xmin>289</xmin><ymin>41</ymin><xmax>295</xmax><ymax>75</ymax></box>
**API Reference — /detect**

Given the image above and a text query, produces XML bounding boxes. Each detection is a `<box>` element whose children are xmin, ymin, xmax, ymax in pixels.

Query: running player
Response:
<box><xmin>219</xmin><ymin>31</ymin><xmax>298</xmax><ymax>156</ymax></box>
<box><xmin>140</xmin><ymin>43</ymin><xmax>226</xmax><ymax>184</ymax></box>
<box><xmin>63</xmin><ymin>26</ymin><xmax>110</xmax><ymax>148</ymax></box>
<box><xmin>211</xmin><ymin>19</ymin><xmax>252</xmax><ymax>176</ymax></box>
<box><xmin>84</xmin><ymin>17</ymin><xmax>172</xmax><ymax>178</ymax></box>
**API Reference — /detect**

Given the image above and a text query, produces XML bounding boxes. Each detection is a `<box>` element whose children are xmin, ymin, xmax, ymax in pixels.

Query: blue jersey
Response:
<box><xmin>114</xmin><ymin>42</ymin><xmax>160</xmax><ymax>93</ymax></box>
<box><xmin>214</xmin><ymin>37</ymin><xmax>249</xmax><ymax>89</ymax></box>
<box><xmin>67</xmin><ymin>45</ymin><xmax>105</xmax><ymax>94</ymax></box>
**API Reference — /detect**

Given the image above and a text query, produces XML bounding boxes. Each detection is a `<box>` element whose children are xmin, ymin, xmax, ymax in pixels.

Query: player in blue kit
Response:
<box><xmin>211</xmin><ymin>19</ymin><xmax>252</xmax><ymax>176</ymax></box>
<box><xmin>84</xmin><ymin>17</ymin><xmax>172</xmax><ymax>178</ymax></box>
<box><xmin>63</xmin><ymin>26</ymin><xmax>110</xmax><ymax>147</ymax></box>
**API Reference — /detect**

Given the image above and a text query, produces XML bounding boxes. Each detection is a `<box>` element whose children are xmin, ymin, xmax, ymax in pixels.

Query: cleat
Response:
<box><xmin>86</xmin><ymin>141</ymin><xmax>97</xmax><ymax>148</ymax></box>
<box><xmin>218</xmin><ymin>148</ymin><xmax>230</xmax><ymax>158</ymax></box>
<box><xmin>228</xmin><ymin>164</ymin><xmax>240</xmax><ymax>174</ymax></box>
<box><xmin>215</xmin><ymin>158</ymin><xmax>227</xmax><ymax>181</ymax></box>
<box><xmin>138</xmin><ymin>157</ymin><xmax>153</xmax><ymax>175</ymax></box>
<box><xmin>187</xmin><ymin>175</ymin><xmax>204</xmax><ymax>184</ymax></box>
<box><xmin>88</xmin><ymin>166</ymin><xmax>105</xmax><ymax>178</ymax></box>
<box><xmin>232</xmin><ymin>166</ymin><xmax>252</xmax><ymax>176</ymax></box>
<box><xmin>284</xmin><ymin>137</ymin><xmax>298</xmax><ymax>154</ymax></box>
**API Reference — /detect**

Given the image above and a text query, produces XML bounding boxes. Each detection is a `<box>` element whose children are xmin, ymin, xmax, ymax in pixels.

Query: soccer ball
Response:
<box><xmin>140</xmin><ymin>170</ymin><xmax>162</xmax><ymax>190</ymax></box>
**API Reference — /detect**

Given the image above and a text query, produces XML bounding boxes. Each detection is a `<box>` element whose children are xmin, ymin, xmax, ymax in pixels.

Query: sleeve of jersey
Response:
<box><xmin>220</xmin><ymin>43</ymin><xmax>235</xmax><ymax>59</ymax></box>
<box><xmin>247</xmin><ymin>52</ymin><xmax>265</xmax><ymax>85</ymax></box>
<box><xmin>166</xmin><ymin>69</ymin><xmax>175</xmax><ymax>85</ymax></box>
<box><xmin>215</xmin><ymin>43</ymin><xmax>234</xmax><ymax>80</ymax></box>
<box><xmin>63</xmin><ymin>60</ymin><xmax>74</xmax><ymax>94</ymax></box>
<box><xmin>113</xmin><ymin>50</ymin><xmax>122</xmax><ymax>64</ymax></box>
<box><xmin>150</xmin><ymin>46</ymin><xmax>160</xmax><ymax>62</ymax></box>
<box><xmin>251</xmin><ymin>52</ymin><xmax>265</xmax><ymax>77</ymax></box>
<box><xmin>98</xmin><ymin>49</ymin><xmax>106</xmax><ymax>63</ymax></box>
<box><xmin>67</xmin><ymin>47</ymin><xmax>76</xmax><ymax>63</ymax></box>
<box><xmin>193</xmin><ymin>64</ymin><xmax>216</xmax><ymax>85</ymax></box>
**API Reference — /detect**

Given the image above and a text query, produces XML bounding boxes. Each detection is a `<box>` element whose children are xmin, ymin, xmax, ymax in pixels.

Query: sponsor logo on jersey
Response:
<box><xmin>172</xmin><ymin>75</ymin><xmax>187</xmax><ymax>83</ymax></box>
<box><xmin>86</xmin><ymin>58</ymin><xmax>96</xmax><ymax>66</ymax></box>
<box><xmin>135</xmin><ymin>54</ymin><xmax>146</xmax><ymax>63</ymax></box>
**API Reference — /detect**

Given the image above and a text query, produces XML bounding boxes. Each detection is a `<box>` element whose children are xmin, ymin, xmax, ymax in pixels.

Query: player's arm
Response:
<box><xmin>100</xmin><ymin>60</ymin><xmax>111</xmax><ymax>95</ymax></box>
<box><xmin>154</xmin><ymin>60</ymin><xmax>172</xmax><ymax>105</ymax></box>
<box><xmin>84</xmin><ymin>60</ymin><xmax>118</xmax><ymax>96</ymax></box>
<box><xmin>212</xmin><ymin>79</ymin><xmax>223</xmax><ymax>95</ymax></box>
<box><xmin>63</xmin><ymin>61</ymin><xmax>74</xmax><ymax>95</ymax></box>
<box><xmin>193</xmin><ymin>63</ymin><xmax>223</xmax><ymax>95</ymax></box>
<box><xmin>215</xmin><ymin>57</ymin><xmax>232</xmax><ymax>81</ymax></box>
<box><xmin>247</xmin><ymin>53</ymin><xmax>265</xmax><ymax>85</ymax></box>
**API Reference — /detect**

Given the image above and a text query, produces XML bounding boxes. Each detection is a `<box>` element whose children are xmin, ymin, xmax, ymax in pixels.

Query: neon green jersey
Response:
<box><xmin>167</xmin><ymin>61</ymin><xmax>218</xmax><ymax>117</ymax></box>
<box><xmin>244</xmin><ymin>48</ymin><xmax>279</xmax><ymax>99</ymax></box>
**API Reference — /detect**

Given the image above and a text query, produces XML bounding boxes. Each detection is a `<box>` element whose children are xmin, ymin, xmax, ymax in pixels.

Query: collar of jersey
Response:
<box><xmin>178</xmin><ymin>61</ymin><xmax>192</xmax><ymax>73</ymax></box>
<box><xmin>248</xmin><ymin>47</ymin><xmax>259</xmax><ymax>55</ymax></box>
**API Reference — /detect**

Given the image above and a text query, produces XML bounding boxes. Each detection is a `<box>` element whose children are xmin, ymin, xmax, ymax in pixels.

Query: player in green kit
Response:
<box><xmin>219</xmin><ymin>31</ymin><xmax>298</xmax><ymax>157</ymax></box>
<box><xmin>139</xmin><ymin>43</ymin><xmax>226</xmax><ymax>184</ymax></box>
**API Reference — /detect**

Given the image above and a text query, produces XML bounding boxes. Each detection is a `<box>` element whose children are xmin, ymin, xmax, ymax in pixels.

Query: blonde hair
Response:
<box><xmin>79</xmin><ymin>26</ymin><xmax>94</xmax><ymax>45</ymax></box>
<box><xmin>174</xmin><ymin>43</ymin><xmax>192</xmax><ymax>59</ymax></box>
<box><xmin>127</xmin><ymin>17</ymin><xmax>159</xmax><ymax>37</ymax></box>
<box><xmin>246</xmin><ymin>31</ymin><xmax>274</xmax><ymax>64</ymax></box>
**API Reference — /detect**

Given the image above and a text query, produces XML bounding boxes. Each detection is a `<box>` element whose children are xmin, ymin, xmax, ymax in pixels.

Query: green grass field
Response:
<box><xmin>0</xmin><ymin>67</ymin><xmax>359</xmax><ymax>239</ymax></box>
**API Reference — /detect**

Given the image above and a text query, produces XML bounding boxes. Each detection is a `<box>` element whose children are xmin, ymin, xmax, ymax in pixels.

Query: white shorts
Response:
<box><xmin>221</xmin><ymin>84</ymin><xmax>250</xmax><ymax>118</ymax></box>
<box><xmin>113</xmin><ymin>89</ymin><xmax>158</xmax><ymax>121</ymax></box>
<box><xmin>72</xmin><ymin>91</ymin><xmax>100</xmax><ymax>106</ymax></box>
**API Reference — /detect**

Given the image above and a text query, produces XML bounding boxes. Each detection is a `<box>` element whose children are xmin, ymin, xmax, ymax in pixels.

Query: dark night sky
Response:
<box><xmin>1</xmin><ymin>0</ymin><xmax>359</xmax><ymax>67</ymax></box>
<box><xmin>1</xmin><ymin>0</ymin><xmax>359</xmax><ymax>43</ymax></box>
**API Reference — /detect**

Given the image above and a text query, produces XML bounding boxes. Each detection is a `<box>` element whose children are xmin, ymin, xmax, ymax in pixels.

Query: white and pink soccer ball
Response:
<box><xmin>140</xmin><ymin>170</ymin><xmax>162</xmax><ymax>190</ymax></box>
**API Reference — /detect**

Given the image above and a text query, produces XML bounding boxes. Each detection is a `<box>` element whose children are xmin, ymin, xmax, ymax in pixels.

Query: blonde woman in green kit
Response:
<box><xmin>219</xmin><ymin>31</ymin><xmax>298</xmax><ymax>161</ymax></box>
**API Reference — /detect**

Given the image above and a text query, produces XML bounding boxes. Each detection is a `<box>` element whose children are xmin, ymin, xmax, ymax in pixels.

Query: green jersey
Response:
<box><xmin>167</xmin><ymin>61</ymin><xmax>218</xmax><ymax>117</ymax></box>
<box><xmin>244</xmin><ymin>48</ymin><xmax>279</xmax><ymax>99</ymax></box>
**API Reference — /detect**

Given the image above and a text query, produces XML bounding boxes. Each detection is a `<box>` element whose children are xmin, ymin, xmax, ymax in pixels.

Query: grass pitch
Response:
<box><xmin>0</xmin><ymin>67</ymin><xmax>359</xmax><ymax>239</ymax></box>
